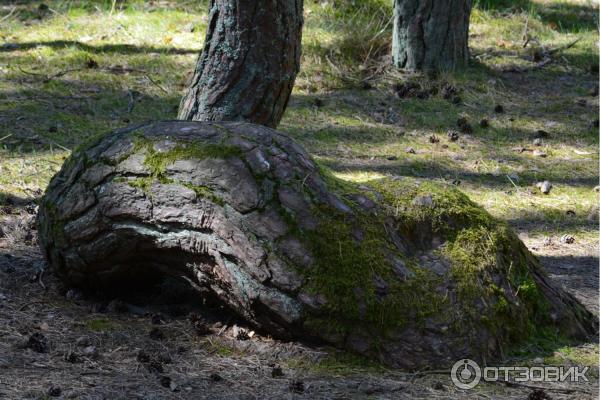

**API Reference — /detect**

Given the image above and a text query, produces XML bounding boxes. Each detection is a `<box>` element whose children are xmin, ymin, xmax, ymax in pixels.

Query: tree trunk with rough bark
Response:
<box><xmin>178</xmin><ymin>0</ymin><xmax>303</xmax><ymax>128</ymax></box>
<box><xmin>392</xmin><ymin>0</ymin><xmax>472</xmax><ymax>71</ymax></box>
<box><xmin>38</xmin><ymin>121</ymin><xmax>597</xmax><ymax>369</ymax></box>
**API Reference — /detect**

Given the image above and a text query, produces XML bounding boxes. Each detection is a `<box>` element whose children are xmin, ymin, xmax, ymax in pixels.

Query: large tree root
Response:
<box><xmin>38</xmin><ymin>121</ymin><xmax>597</xmax><ymax>369</ymax></box>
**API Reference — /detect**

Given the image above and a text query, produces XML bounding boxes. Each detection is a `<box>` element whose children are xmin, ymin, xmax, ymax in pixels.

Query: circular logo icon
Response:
<box><xmin>451</xmin><ymin>359</ymin><xmax>481</xmax><ymax>389</ymax></box>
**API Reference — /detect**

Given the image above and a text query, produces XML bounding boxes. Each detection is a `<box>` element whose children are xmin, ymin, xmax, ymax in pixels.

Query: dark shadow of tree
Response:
<box><xmin>0</xmin><ymin>191</ymin><xmax>36</xmax><ymax>208</ymax></box>
<box><xmin>537</xmin><ymin>254</ymin><xmax>598</xmax><ymax>315</ymax></box>
<box><xmin>318</xmin><ymin>157</ymin><xmax>598</xmax><ymax>190</ymax></box>
<box><xmin>0</xmin><ymin>41</ymin><xmax>199</xmax><ymax>55</ymax></box>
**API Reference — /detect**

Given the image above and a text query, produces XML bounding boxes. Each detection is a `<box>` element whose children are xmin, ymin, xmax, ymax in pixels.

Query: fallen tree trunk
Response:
<box><xmin>38</xmin><ymin>121</ymin><xmax>597</xmax><ymax>369</ymax></box>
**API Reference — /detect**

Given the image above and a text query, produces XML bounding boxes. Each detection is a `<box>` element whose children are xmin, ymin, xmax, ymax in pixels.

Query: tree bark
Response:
<box><xmin>392</xmin><ymin>0</ymin><xmax>472</xmax><ymax>71</ymax></box>
<box><xmin>178</xmin><ymin>0</ymin><xmax>303</xmax><ymax>128</ymax></box>
<box><xmin>38</xmin><ymin>121</ymin><xmax>597</xmax><ymax>369</ymax></box>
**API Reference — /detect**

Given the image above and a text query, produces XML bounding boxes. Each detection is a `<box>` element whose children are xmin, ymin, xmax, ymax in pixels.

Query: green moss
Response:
<box><xmin>117</xmin><ymin>175</ymin><xmax>225</xmax><ymax>206</ymax></box>
<box><xmin>368</xmin><ymin>178</ymin><xmax>551</xmax><ymax>334</ymax></box>
<box><xmin>543</xmin><ymin>343</ymin><xmax>600</xmax><ymax>367</ymax></box>
<box><xmin>509</xmin><ymin>326</ymin><xmax>577</xmax><ymax>360</ymax></box>
<box><xmin>85</xmin><ymin>318</ymin><xmax>115</xmax><ymax>332</ymax></box>
<box><xmin>444</xmin><ymin>227</ymin><xmax>498</xmax><ymax>302</ymax></box>
<box><xmin>286</xmin><ymin>349</ymin><xmax>386</xmax><ymax>375</ymax></box>
<box><xmin>133</xmin><ymin>136</ymin><xmax>243</xmax><ymax>178</ymax></box>
<box><xmin>296</xmin><ymin>174</ymin><xmax>448</xmax><ymax>337</ymax></box>
<box><xmin>126</xmin><ymin>176</ymin><xmax>154</xmax><ymax>193</ymax></box>
<box><xmin>517</xmin><ymin>277</ymin><xmax>540</xmax><ymax>304</ymax></box>
<box><xmin>108</xmin><ymin>137</ymin><xmax>234</xmax><ymax>206</ymax></box>
<box><xmin>204</xmin><ymin>340</ymin><xmax>242</xmax><ymax>357</ymax></box>
<box><xmin>494</xmin><ymin>295</ymin><xmax>510</xmax><ymax>315</ymax></box>
<box><xmin>182</xmin><ymin>182</ymin><xmax>225</xmax><ymax>206</ymax></box>
<box><xmin>374</xmin><ymin>180</ymin><xmax>497</xmax><ymax>238</ymax></box>
<box><xmin>297</xmin><ymin>172</ymin><xmax>554</xmax><ymax>347</ymax></box>
<box><xmin>442</xmin><ymin>223</ymin><xmax>551</xmax><ymax>342</ymax></box>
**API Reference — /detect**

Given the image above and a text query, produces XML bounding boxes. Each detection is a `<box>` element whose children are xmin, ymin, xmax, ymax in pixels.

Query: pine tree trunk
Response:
<box><xmin>392</xmin><ymin>0</ymin><xmax>472</xmax><ymax>71</ymax></box>
<box><xmin>178</xmin><ymin>0</ymin><xmax>303</xmax><ymax>128</ymax></box>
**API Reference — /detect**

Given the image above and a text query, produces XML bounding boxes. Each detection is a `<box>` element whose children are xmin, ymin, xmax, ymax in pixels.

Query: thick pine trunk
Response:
<box><xmin>392</xmin><ymin>0</ymin><xmax>472</xmax><ymax>71</ymax></box>
<box><xmin>178</xmin><ymin>0</ymin><xmax>303</xmax><ymax>128</ymax></box>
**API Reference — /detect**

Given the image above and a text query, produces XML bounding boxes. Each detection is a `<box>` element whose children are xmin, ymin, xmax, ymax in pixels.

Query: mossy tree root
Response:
<box><xmin>38</xmin><ymin>121</ymin><xmax>597</xmax><ymax>369</ymax></box>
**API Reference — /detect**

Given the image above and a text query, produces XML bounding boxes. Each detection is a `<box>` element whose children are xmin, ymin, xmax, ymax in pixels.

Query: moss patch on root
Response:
<box><xmin>181</xmin><ymin>182</ymin><xmax>226</xmax><ymax>206</ymax></box>
<box><xmin>379</xmin><ymin>179</ymin><xmax>552</xmax><ymax>340</ymax></box>
<box><xmin>298</xmin><ymin>172</ymin><xmax>552</xmax><ymax>346</ymax></box>
<box><xmin>125</xmin><ymin>176</ymin><xmax>154</xmax><ymax>193</ymax></box>
<box><xmin>296</xmin><ymin>174</ymin><xmax>448</xmax><ymax>338</ymax></box>
<box><xmin>117</xmin><ymin>136</ymin><xmax>241</xmax><ymax>205</ymax></box>
<box><xmin>132</xmin><ymin>136</ymin><xmax>243</xmax><ymax>178</ymax></box>
<box><xmin>388</xmin><ymin>180</ymin><xmax>555</xmax><ymax>342</ymax></box>
<box><xmin>119</xmin><ymin>175</ymin><xmax>225</xmax><ymax>206</ymax></box>
<box><xmin>302</xmin><ymin>206</ymin><xmax>447</xmax><ymax>336</ymax></box>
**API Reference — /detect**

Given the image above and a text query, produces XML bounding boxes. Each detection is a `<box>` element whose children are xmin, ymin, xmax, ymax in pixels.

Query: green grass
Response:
<box><xmin>544</xmin><ymin>343</ymin><xmax>599</xmax><ymax>366</ymax></box>
<box><xmin>0</xmin><ymin>0</ymin><xmax>597</xmax><ymax>371</ymax></box>
<box><xmin>286</xmin><ymin>349</ymin><xmax>387</xmax><ymax>375</ymax></box>
<box><xmin>84</xmin><ymin>318</ymin><xmax>116</xmax><ymax>332</ymax></box>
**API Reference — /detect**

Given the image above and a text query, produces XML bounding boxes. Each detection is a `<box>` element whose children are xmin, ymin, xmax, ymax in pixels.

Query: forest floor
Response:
<box><xmin>0</xmin><ymin>0</ymin><xmax>598</xmax><ymax>399</ymax></box>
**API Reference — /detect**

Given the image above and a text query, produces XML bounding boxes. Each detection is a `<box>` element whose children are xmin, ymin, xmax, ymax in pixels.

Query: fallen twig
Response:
<box><xmin>18</xmin><ymin>66</ymin><xmax>46</xmax><ymax>77</ymax></box>
<box><xmin>548</xmin><ymin>38</ymin><xmax>581</xmax><ymax>55</ymax></box>
<box><xmin>141</xmin><ymin>73</ymin><xmax>169</xmax><ymax>94</ymax></box>
<box><xmin>110</xmin><ymin>0</ymin><xmax>118</xmax><ymax>15</ymax></box>
<box><xmin>510</xmin><ymin>37</ymin><xmax>580</xmax><ymax>73</ymax></box>
<box><xmin>127</xmin><ymin>90</ymin><xmax>136</xmax><ymax>113</ymax></box>
<box><xmin>45</xmin><ymin>67</ymin><xmax>89</xmax><ymax>80</ymax></box>
<box><xmin>37</xmin><ymin>267</ymin><xmax>46</xmax><ymax>291</ymax></box>
<box><xmin>502</xmin><ymin>58</ymin><xmax>552</xmax><ymax>73</ymax></box>
<box><xmin>505</xmin><ymin>175</ymin><xmax>520</xmax><ymax>191</ymax></box>
<box><xmin>0</xmin><ymin>7</ymin><xmax>18</xmax><ymax>24</ymax></box>
<box><xmin>44</xmin><ymin>139</ymin><xmax>71</xmax><ymax>152</ymax></box>
<box><xmin>522</xmin><ymin>16</ymin><xmax>530</xmax><ymax>47</ymax></box>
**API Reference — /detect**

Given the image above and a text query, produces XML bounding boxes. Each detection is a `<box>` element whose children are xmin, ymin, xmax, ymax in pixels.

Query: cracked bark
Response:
<box><xmin>392</xmin><ymin>0</ymin><xmax>473</xmax><ymax>71</ymax></box>
<box><xmin>177</xmin><ymin>0</ymin><xmax>303</xmax><ymax>128</ymax></box>
<box><xmin>38</xmin><ymin>121</ymin><xmax>597</xmax><ymax>369</ymax></box>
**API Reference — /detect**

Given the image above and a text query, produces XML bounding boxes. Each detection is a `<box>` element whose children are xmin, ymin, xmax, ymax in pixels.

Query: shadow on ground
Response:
<box><xmin>0</xmin><ymin>41</ymin><xmax>199</xmax><ymax>55</ymax></box>
<box><xmin>539</xmin><ymin>254</ymin><xmax>599</xmax><ymax>315</ymax></box>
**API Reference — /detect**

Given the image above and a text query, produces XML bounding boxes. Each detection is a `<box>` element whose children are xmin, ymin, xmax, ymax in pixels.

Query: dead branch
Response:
<box><xmin>547</xmin><ymin>38</ymin><xmax>581</xmax><ymax>55</ymax></box>
<box><xmin>502</xmin><ymin>58</ymin><xmax>552</xmax><ymax>73</ymax></box>
<box><xmin>522</xmin><ymin>16</ymin><xmax>530</xmax><ymax>47</ymax></box>
<box><xmin>0</xmin><ymin>7</ymin><xmax>18</xmax><ymax>24</ymax></box>
<box><xmin>127</xmin><ymin>90</ymin><xmax>136</xmax><ymax>113</ymax></box>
